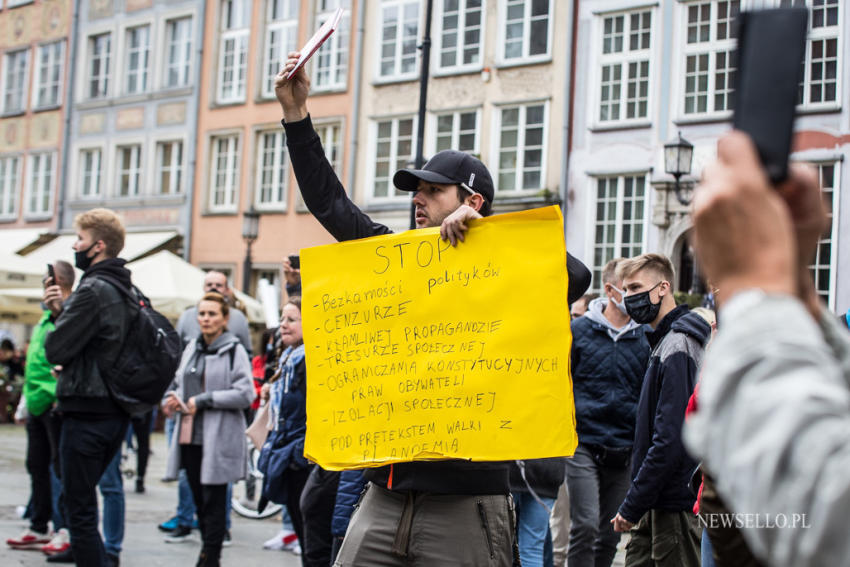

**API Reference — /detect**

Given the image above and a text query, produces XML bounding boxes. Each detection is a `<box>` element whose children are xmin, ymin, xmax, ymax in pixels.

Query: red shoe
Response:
<box><xmin>7</xmin><ymin>528</ymin><xmax>52</xmax><ymax>549</ymax></box>
<box><xmin>42</xmin><ymin>529</ymin><xmax>70</xmax><ymax>555</ymax></box>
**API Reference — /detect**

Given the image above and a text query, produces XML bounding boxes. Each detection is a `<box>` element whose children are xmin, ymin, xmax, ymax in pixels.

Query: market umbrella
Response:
<box><xmin>0</xmin><ymin>287</ymin><xmax>45</xmax><ymax>325</ymax></box>
<box><xmin>127</xmin><ymin>251</ymin><xmax>265</xmax><ymax>323</ymax></box>
<box><xmin>0</xmin><ymin>252</ymin><xmax>45</xmax><ymax>289</ymax></box>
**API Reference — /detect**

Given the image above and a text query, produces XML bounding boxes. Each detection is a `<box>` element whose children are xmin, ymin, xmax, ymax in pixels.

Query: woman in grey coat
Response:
<box><xmin>162</xmin><ymin>292</ymin><xmax>255</xmax><ymax>567</ymax></box>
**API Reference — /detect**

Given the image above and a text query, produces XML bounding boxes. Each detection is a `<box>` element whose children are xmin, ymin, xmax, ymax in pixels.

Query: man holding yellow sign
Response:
<box><xmin>275</xmin><ymin>53</ymin><xmax>590</xmax><ymax>566</ymax></box>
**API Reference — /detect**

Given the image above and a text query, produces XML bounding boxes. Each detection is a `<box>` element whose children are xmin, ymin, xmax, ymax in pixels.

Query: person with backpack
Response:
<box><xmin>162</xmin><ymin>292</ymin><xmax>255</xmax><ymax>567</ymax></box>
<box><xmin>42</xmin><ymin>208</ymin><xmax>136</xmax><ymax>567</ymax></box>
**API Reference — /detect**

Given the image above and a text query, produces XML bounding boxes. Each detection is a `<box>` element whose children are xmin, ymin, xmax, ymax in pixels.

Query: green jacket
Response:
<box><xmin>23</xmin><ymin>311</ymin><xmax>56</xmax><ymax>417</ymax></box>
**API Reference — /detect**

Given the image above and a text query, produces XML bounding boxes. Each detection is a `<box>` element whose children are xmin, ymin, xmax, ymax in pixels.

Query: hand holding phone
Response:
<box><xmin>46</xmin><ymin>264</ymin><xmax>55</xmax><ymax>286</ymax></box>
<box><xmin>168</xmin><ymin>391</ymin><xmax>190</xmax><ymax>413</ymax></box>
<box><xmin>288</xmin><ymin>254</ymin><xmax>300</xmax><ymax>270</ymax></box>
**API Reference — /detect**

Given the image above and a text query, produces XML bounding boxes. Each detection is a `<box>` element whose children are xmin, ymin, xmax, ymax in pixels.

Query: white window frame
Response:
<box><xmin>586</xmin><ymin>173</ymin><xmax>651</xmax><ymax>293</ymax></box>
<box><xmin>792</xmin><ymin>0</ymin><xmax>841</xmax><ymax>109</ymax></box>
<box><xmin>217</xmin><ymin>0</ymin><xmax>250</xmax><ymax>104</ymax></box>
<box><xmin>25</xmin><ymin>152</ymin><xmax>56</xmax><ymax>218</ymax></box>
<box><xmin>377</xmin><ymin>0</ymin><xmax>421</xmax><ymax>82</ymax></box>
<box><xmin>595</xmin><ymin>8</ymin><xmax>654</xmax><ymax>126</ymax></box>
<box><xmin>123</xmin><ymin>24</ymin><xmax>151</xmax><ymax>95</ymax></box>
<box><xmin>261</xmin><ymin>0</ymin><xmax>299</xmax><ymax>99</ymax></box>
<box><xmin>0</xmin><ymin>155</ymin><xmax>21</xmax><ymax>220</ymax></box>
<box><xmin>2</xmin><ymin>48</ymin><xmax>30</xmax><ymax>114</ymax></box>
<box><xmin>79</xmin><ymin>148</ymin><xmax>103</xmax><ymax>199</ymax></box>
<box><xmin>32</xmin><ymin>40</ymin><xmax>65</xmax><ymax>109</ymax></box>
<box><xmin>315</xmin><ymin>119</ymin><xmax>344</xmax><ymax>174</ymax></box>
<box><xmin>312</xmin><ymin>0</ymin><xmax>350</xmax><ymax>92</ymax></box>
<box><xmin>491</xmin><ymin>101</ymin><xmax>549</xmax><ymax>193</ymax></box>
<box><xmin>806</xmin><ymin>160</ymin><xmax>840</xmax><ymax>310</ymax></box>
<box><xmin>163</xmin><ymin>16</ymin><xmax>194</xmax><ymax>89</ymax></box>
<box><xmin>431</xmin><ymin>108</ymin><xmax>480</xmax><ymax>156</ymax></box>
<box><xmin>208</xmin><ymin>133</ymin><xmax>241</xmax><ymax>212</ymax></box>
<box><xmin>497</xmin><ymin>0</ymin><xmax>553</xmax><ymax>66</ymax></box>
<box><xmin>116</xmin><ymin>144</ymin><xmax>143</xmax><ymax>197</ymax></box>
<box><xmin>155</xmin><ymin>140</ymin><xmax>184</xmax><ymax>195</ymax></box>
<box><xmin>679</xmin><ymin>1</ymin><xmax>738</xmax><ymax>119</ymax></box>
<box><xmin>367</xmin><ymin>115</ymin><xmax>418</xmax><ymax>200</ymax></box>
<box><xmin>434</xmin><ymin>0</ymin><xmax>485</xmax><ymax>74</ymax></box>
<box><xmin>254</xmin><ymin>129</ymin><xmax>290</xmax><ymax>211</ymax></box>
<box><xmin>86</xmin><ymin>32</ymin><xmax>112</xmax><ymax>100</ymax></box>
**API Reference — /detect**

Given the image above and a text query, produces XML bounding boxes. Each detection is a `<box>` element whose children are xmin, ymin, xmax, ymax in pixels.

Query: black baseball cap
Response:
<box><xmin>393</xmin><ymin>150</ymin><xmax>494</xmax><ymax>206</ymax></box>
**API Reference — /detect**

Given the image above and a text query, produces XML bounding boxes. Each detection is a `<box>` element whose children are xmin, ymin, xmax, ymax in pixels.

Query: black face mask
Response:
<box><xmin>74</xmin><ymin>242</ymin><xmax>97</xmax><ymax>271</ymax></box>
<box><xmin>624</xmin><ymin>281</ymin><xmax>664</xmax><ymax>324</ymax></box>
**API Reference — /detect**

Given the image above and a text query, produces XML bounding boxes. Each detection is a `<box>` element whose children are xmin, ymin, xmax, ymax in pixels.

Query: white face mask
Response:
<box><xmin>609</xmin><ymin>285</ymin><xmax>629</xmax><ymax>315</ymax></box>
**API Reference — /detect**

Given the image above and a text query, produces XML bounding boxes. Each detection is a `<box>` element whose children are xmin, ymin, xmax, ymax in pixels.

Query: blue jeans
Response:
<box><xmin>50</xmin><ymin>466</ymin><xmax>64</xmax><ymax>531</ymax></box>
<box><xmin>165</xmin><ymin>416</ymin><xmax>231</xmax><ymax>530</ymax></box>
<box><xmin>701</xmin><ymin>529</ymin><xmax>717</xmax><ymax>567</ymax></box>
<box><xmin>99</xmin><ymin>449</ymin><xmax>125</xmax><ymax>556</ymax></box>
<box><xmin>512</xmin><ymin>492</ymin><xmax>556</xmax><ymax>567</ymax></box>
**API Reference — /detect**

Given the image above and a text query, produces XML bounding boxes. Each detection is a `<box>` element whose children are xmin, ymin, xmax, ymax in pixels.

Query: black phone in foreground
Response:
<box><xmin>733</xmin><ymin>7</ymin><xmax>808</xmax><ymax>184</ymax></box>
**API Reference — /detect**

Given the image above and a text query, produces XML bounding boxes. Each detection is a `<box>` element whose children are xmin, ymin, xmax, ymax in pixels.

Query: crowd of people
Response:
<box><xmin>3</xmin><ymin>50</ymin><xmax>850</xmax><ymax>567</ymax></box>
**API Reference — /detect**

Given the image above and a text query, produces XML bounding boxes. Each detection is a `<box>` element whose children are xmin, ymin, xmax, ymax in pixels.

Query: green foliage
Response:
<box><xmin>674</xmin><ymin>291</ymin><xmax>704</xmax><ymax>308</ymax></box>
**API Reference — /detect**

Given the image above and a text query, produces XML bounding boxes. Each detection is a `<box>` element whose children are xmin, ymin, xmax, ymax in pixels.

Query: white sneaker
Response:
<box><xmin>263</xmin><ymin>530</ymin><xmax>287</xmax><ymax>551</ymax></box>
<box><xmin>42</xmin><ymin>528</ymin><xmax>70</xmax><ymax>556</ymax></box>
<box><xmin>286</xmin><ymin>541</ymin><xmax>301</xmax><ymax>556</ymax></box>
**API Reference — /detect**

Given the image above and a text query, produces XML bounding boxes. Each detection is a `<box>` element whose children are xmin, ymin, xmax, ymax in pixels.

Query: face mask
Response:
<box><xmin>624</xmin><ymin>281</ymin><xmax>664</xmax><ymax>324</ymax></box>
<box><xmin>609</xmin><ymin>285</ymin><xmax>629</xmax><ymax>315</ymax></box>
<box><xmin>74</xmin><ymin>242</ymin><xmax>97</xmax><ymax>271</ymax></box>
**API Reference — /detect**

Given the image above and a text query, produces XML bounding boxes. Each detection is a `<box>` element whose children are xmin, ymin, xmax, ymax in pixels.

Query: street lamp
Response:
<box><xmin>241</xmin><ymin>207</ymin><xmax>260</xmax><ymax>293</ymax></box>
<box><xmin>664</xmin><ymin>132</ymin><xmax>694</xmax><ymax>205</ymax></box>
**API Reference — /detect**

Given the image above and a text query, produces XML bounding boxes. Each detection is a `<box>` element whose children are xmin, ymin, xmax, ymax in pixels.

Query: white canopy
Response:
<box><xmin>22</xmin><ymin>230</ymin><xmax>179</xmax><ymax>265</ymax></box>
<box><xmin>0</xmin><ymin>250</ymin><xmax>266</xmax><ymax>325</ymax></box>
<box><xmin>0</xmin><ymin>252</ymin><xmax>47</xmax><ymax>289</ymax></box>
<box><xmin>127</xmin><ymin>251</ymin><xmax>265</xmax><ymax>323</ymax></box>
<box><xmin>0</xmin><ymin>287</ymin><xmax>44</xmax><ymax>325</ymax></box>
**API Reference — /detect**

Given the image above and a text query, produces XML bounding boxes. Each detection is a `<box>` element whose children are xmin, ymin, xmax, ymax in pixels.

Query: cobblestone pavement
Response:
<box><xmin>0</xmin><ymin>423</ymin><xmax>629</xmax><ymax>566</ymax></box>
<box><xmin>0</xmin><ymin>424</ymin><xmax>300</xmax><ymax>567</ymax></box>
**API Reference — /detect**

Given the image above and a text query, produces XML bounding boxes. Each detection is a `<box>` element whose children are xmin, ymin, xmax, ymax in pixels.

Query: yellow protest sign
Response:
<box><xmin>301</xmin><ymin>205</ymin><xmax>576</xmax><ymax>470</ymax></box>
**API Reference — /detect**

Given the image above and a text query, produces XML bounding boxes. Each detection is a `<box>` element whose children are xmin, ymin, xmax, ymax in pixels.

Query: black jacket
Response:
<box><xmin>570</xmin><ymin>304</ymin><xmax>650</xmax><ymax>448</ymax></box>
<box><xmin>508</xmin><ymin>458</ymin><xmax>567</xmax><ymax>500</ymax></box>
<box><xmin>45</xmin><ymin>259</ymin><xmax>132</xmax><ymax>415</ymax></box>
<box><xmin>285</xmin><ymin>115</ymin><xmax>591</xmax><ymax>494</ymax></box>
<box><xmin>618</xmin><ymin>305</ymin><xmax>711</xmax><ymax>523</ymax></box>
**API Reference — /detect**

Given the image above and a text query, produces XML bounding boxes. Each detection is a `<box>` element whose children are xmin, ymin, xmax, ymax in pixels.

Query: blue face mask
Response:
<box><xmin>609</xmin><ymin>285</ymin><xmax>629</xmax><ymax>315</ymax></box>
<box><xmin>624</xmin><ymin>281</ymin><xmax>664</xmax><ymax>324</ymax></box>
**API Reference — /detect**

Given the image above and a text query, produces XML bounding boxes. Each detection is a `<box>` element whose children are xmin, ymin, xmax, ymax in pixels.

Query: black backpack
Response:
<box><xmin>100</xmin><ymin>277</ymin><xmax>182</xmax><ymax>415</ymax></box>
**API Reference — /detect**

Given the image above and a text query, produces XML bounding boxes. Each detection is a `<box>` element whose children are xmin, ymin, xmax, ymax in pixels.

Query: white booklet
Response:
<box><xmin>286</xmin><ymin>6</ymin><xmax>344</xmax><ymax>80</ymax></box>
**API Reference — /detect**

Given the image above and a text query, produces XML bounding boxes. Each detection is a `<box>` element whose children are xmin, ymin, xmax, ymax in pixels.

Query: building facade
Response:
<box><xmin>190</xmin><ymin>0</ymin><xmax>358</xmax><ymax>297</ymax></box>
<box><xmin>353</xmin><ymin>0</ymin><xmax>570</xmax><ymax>231</ymax></box>
<box><xmin>62</xmin><ymin>0</ymin><xmax>205</xmax><ymax>257</ymax></box>
<box><xmin>0</xmin><ymin>0</ymin><xmax>71</xmax><ymax>243</ymax></box>
<box><xmin>566</xmin><ymin>0</ymin><xmax>848</xmax><ymax>312</ymax></box>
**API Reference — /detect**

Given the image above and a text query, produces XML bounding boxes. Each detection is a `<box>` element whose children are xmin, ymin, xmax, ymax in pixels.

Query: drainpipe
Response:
<box><xmin>560</xmin><ymin>0</ymin><xmax>579</xmax><ymax>242</ymax></box>
<box><xmin>182</xmin><ymin>0</ymin><xmax>208</xmax><ymax>261</ymax></box>
<box><xmin>344</xmin><ymin>0</ymin><xmax>366</xmax><ymax>199</ymax></box>
<box><xmin>57</xmin><ymin>0</ymin><xmax>81</xmax><ymax>232</ymax></box>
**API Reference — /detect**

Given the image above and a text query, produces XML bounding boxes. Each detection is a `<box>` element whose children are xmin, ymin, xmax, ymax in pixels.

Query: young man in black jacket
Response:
<box><xmin>44</xmin><ymin>208</ymin><xmax>132</xmax><ymax>567</ymax></box>
<box><xmin>275</xmin><ymin>54</ymin><xmax>591</xmax><ymax>565</ymax></box>
<box><xmin>611</xmin><ymin>253</ymin><xmax>710</xmax><ymax>567</ymax></box>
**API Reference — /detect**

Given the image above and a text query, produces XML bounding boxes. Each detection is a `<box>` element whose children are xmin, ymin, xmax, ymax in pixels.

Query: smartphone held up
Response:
<box><xmin>732</xmin><ymin>7</ymin><xmax>808</xmax><ymax>185</ymax></box>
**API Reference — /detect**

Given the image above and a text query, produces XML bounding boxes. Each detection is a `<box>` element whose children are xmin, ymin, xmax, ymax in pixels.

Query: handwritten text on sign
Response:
<box><xmin>301</xmin><ymin>206</ymin><xmax>577</xmax><ymax>470</ymax></box>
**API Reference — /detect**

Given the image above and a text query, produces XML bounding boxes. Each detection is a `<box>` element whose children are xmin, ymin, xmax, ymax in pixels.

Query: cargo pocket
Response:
<box><xmin>476</xmin><ymin>499</ymin><xmax>496</xmax><ymax>560</ymax></box>
<box><xmin>650</xmin><ymin>533</ymin><xmax>679</xmax><ymax>566</ymax></box>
